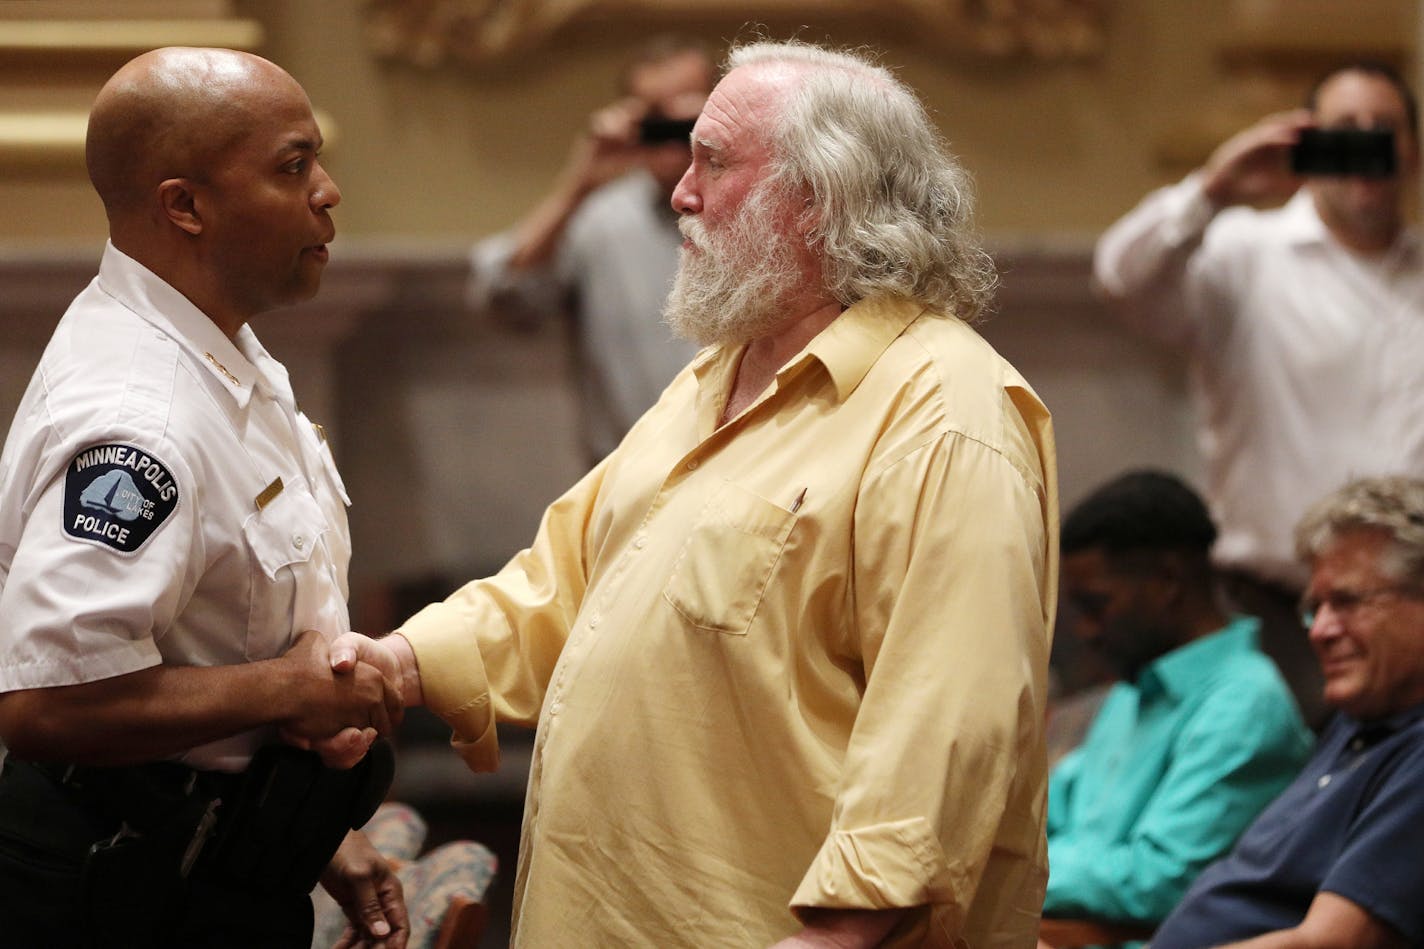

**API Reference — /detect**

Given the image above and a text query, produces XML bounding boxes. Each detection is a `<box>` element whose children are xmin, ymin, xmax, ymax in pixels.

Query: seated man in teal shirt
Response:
<box><xmin>1043</xmin><ymin>471</ymin><xmax>1313</xmax><ymax>929</ymax></box>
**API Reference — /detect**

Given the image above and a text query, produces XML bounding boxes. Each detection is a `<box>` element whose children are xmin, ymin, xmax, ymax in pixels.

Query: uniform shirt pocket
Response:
<box><xmin>662</xmin><ymin>480</ymin><xmax>796</xmax><ymax>635</ymax></box>
<box><xmin>241</xmin><ymin>480</ymin><xmax>331</xmax><ymax>657</ymax></box>
<box><xmin>243</xmin><ymin>481</ymin><xmax>329</xmax><ymax>579</ymax></box>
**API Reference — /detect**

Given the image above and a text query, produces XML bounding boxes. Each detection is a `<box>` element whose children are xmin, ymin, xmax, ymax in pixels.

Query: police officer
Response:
<box><xmin>0</xmin><ymin>48</ymin><xmax>407</xmax><ymax>948</ymax></box>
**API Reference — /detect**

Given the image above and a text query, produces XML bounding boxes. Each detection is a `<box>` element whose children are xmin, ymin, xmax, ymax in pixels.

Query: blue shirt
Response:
<box><xmin>1152</xmin><ymin>702</ymin><xmax>1424</xmax><ymax>948</ymax></box>
<box><xmin>1044</xmin><ymin>617</ymin><xmax>1313</xmax><ymax>922</ymax></box>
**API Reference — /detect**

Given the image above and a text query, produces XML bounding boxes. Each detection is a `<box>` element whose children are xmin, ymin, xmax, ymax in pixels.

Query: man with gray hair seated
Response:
<box><xmin>1151</xmin><ymin>476</ymin><xmax>1424</xmax><ymax>949</ymax></box>
<box><xmin>334</xmin><ymin>37</ymin><xmax>1058</xmax><ymax>948</ymax></box>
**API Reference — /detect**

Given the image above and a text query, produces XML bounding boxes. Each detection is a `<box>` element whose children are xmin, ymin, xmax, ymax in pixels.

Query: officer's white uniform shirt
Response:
<box><xmin>0</xmin><ymin>242</ymin><xmax>352</xmax><ymax>771</ymax></box>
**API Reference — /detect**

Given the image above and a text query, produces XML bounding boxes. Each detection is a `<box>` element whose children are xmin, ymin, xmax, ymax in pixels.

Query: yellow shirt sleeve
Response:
<box><xmin>792</xmin><ymin>415</ymin><xmax>1055</xmax><ymax>935</ymax></box>
<box><xmin>397</xmin><ymin>459</ymin><xmax>609</xmax><ymax>771</ymax></box>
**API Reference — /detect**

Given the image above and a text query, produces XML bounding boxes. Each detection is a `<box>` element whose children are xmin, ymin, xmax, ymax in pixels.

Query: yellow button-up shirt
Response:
<box><xmin>400</xmin><ymin>296</ymin><xmax>1058</xmax><ymax>947</ymax></box>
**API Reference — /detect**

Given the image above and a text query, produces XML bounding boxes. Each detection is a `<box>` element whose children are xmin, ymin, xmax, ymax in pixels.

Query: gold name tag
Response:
<box><xmin>255</xmin><ymin>477</ymin><xmax>284</xmax><ymax>511</ymax></box>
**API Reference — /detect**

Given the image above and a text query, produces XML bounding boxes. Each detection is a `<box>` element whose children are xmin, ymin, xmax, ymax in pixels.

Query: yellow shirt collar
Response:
<box><xmin>690</xmin><ymin>295</ymin><xmax>928</xmax><ymax>407</ymax></box>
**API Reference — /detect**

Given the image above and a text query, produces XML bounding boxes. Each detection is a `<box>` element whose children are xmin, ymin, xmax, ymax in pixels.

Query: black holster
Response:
<box><xmin>198</xmin><ymin>738</ymin><xmax>395</xmax><ymax>894</ymax></box>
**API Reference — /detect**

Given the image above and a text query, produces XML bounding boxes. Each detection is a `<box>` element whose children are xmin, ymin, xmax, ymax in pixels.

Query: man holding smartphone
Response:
<box><xmin>1093</xmin><ymin>61</ymin><xmax>1423</xmax><ymax>729</ymax></box>
<box><xmin>467</xmin><ymin>35</ymin><xmax>711</xmax><ymax>467</ymax></box>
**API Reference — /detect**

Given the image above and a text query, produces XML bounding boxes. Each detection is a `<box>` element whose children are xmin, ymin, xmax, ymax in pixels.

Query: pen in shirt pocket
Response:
<box><xmin>789</xmin><ymin>487</ymin><xmax>807</xmax><ymax>513</ymax></box>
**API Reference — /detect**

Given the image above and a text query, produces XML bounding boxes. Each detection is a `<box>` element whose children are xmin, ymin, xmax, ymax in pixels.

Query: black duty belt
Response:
<box><xmin>11</xmin><ymin>738</ymin><xmax>394</xmax><ymax>895</ymax></box>
<box><xmin>27</xmin><ymin>759</ymin><xmax>244</xmax><ymax>840</ymax></box>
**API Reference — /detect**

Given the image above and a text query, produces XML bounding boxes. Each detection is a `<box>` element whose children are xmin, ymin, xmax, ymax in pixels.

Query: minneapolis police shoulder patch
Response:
<box><xmin>63</xmin><ymin>443</ymin><xmax>180</xmax><ymax>553</ymax></box>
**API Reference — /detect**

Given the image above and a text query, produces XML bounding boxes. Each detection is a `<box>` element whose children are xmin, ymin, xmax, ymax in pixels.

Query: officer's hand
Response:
<box><xmin>281</xmin><ymin>629</ymin><xmax>403</xmax><ymax>743</ymax></box>
<box><xmin>1202</xmin><ymin>108</ymin><xmax>1313</xmax><ymax>208</ymax></box>
<box><xmin>283</xmin><ymin>725</ymin><xmax>379</xmax><ymax>769</ymax></box>
<box><xmin>322</xmin><ymin>830</ymin><xmax>409</xmax><ymax>949</ymax></box>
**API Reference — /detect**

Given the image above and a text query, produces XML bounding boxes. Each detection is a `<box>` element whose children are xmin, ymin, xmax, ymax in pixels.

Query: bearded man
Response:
<box><xmin>337</xmin><ymin>39</ymin><xmax>1058</xmax><ymax>948</ymax></box>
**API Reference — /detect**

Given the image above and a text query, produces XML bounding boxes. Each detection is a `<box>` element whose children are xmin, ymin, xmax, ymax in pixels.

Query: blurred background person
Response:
<box><xmin>1043</xmin><ymin>470</ymin><xmax>1310</xmax><ymax>934</ymax></box>
<box><xmin>1152</xmin><ymin>476</ymin><xmax>1424</xmax><ymax>949</ymax></box>
<box><xmin>467</xmin><ymin>34</ymin><xmax>712</xmax><ymax>467</ymax></box>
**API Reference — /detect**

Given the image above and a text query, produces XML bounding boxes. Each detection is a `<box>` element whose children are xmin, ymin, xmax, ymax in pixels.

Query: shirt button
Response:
<box><xmin>293</xmin><ymin>534</ymin><xmax>306</xmax><ymax>550</ymax></box>
<box><xmin>588</xmin><ymin>614</ymin><xmax>601</xmax><ymax>629</ymax></box>
<box><xmin>1318</xmin><ymin>774</ymin><xmax>1332</xmax><ymax>789</ymax></box>
<box><xmin>686</xmin><ymin>459</ymin><xmax>699</xmax><ymax>470</ymax></box>
<box><xmin>634</xmin><ymin>535</ymin><xmax>648</xmax><ymax>549</ymax></box>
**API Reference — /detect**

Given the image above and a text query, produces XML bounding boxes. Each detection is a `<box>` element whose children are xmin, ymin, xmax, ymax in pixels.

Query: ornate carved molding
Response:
<box><xmin>363</xmin><ymin>0</ymin><xmax>1113</xmax><ymax>68</ymax></box>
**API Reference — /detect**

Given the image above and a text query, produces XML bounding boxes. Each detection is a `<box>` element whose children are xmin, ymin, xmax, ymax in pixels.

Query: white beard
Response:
<box><xmin>663</xmin><ymin>180</ymin><xmax>805</xmax><ymax>347</ymax></box>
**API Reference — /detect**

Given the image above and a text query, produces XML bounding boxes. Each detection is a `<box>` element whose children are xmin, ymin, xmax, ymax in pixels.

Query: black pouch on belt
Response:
<box><xmin>199</xmin><ymin>737</ymin><xmax>395</xmax><ymax>895</ymax></box>
<box><xmin>80</xmin><ymin>826</ymin><xmax>182</xmax><ymax>949</ymax></box>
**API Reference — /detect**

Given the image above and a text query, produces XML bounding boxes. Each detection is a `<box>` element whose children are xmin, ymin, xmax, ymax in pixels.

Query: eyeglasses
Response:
<box><xmin>1298</xmin><ymin>585</ymin><xmax>1416</xmax><ymax>629</ymax></box>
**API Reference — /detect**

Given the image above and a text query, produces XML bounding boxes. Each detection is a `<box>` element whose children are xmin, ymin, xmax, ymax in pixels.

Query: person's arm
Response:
<box><xmin>0</xmin><ymin>628</ymin><xmax>401</xmax><ymax>766</ymax></box>
<box><xmin>1214</xmin><ymin>891</ymin><xmax>1407</xmax><ymax>949</ymax></box>
<box><xmin>1093</xmin><ymin>109</ymin><xmax>1314</xmax><ymax>344</ymax></box>
<box><xmin>333</xmin><ymin>458</ymin><xmax>613</xmax><ymax>773</ymax></box>
<box><xmin>789</xmin><ymin>427</ymin><xmax>1054</xmax><ymax>935</ymax></box>
<box><xmin>323</xmin><ymin>829</ymin><xmax>409</xmax><ymax>949</ymax></box>
<box><xmin>0</xmin><ymin>429</ymin><xmax>401</xmax><ymax>767</ymax></box>
<box><xmin>466</xmin><ymin>99</ymin><xmax>648</xmax><ymax>325</ymax></box>
<box><xmin>506</xmin><ymin>97</ymin><xmax>649</xmax><ymax>271</ymax></box>
<box><xmin>1198</xmin><ymin>109</ymin><xmax>1314</xmax><ymax>210</ymax></box>
<box><xmin>1042</xmin><ymin>680</ymin><xmax>1311</xmax><ymax>921</ymax></box>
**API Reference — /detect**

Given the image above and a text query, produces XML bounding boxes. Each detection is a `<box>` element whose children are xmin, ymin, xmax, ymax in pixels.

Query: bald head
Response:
<box><xmin>86</xmin><ymin>47</ymin><xmax>309</xmax><ymax>220</ymax></box>
<box><xmin>84</xmin><ymin>48</ymin><xmax>340</xmax><ymax>335</ymax></box>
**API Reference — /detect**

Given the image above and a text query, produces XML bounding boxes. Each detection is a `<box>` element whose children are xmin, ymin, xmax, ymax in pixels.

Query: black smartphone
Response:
<box><xmin>638</xmin><ymin>115</ymin><xmax>696</xmax><ymax>145</ymax></box>
<box><xmin>1290</xmin><ymin>128</ymin><xmax>1396</xmax><ymax>178</ymax></box>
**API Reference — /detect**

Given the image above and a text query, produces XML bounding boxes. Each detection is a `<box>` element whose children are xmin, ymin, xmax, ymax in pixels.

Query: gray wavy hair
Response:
<box><xmin>1295</xmin><ymin>476</ymin><xmax>1424</xmax><ymax>583</ymax></box>
<box><xmin>726</xmin><ymin>40</ymin><xmax>998</xmax><ymax>323</ymax></box>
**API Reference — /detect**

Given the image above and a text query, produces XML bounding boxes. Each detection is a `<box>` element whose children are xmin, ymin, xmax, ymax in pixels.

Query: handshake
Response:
<box><xmin>279</xmin><ymin>630</ymin><xmax>417</xmax><ymax>769</ymax></box>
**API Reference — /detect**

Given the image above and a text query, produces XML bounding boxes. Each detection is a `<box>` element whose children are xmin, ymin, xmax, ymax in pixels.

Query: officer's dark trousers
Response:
<box><xmin>0</xmin><ymin>759</ymin><xmax>313</xmax><ymax>949</ymax></box>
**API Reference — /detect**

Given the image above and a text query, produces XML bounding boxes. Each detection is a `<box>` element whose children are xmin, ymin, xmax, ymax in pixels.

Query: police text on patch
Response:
<box><xmin>63</xmin><ymin>443</ymin><xmax>179</xmax><ymax>553</ymax></box>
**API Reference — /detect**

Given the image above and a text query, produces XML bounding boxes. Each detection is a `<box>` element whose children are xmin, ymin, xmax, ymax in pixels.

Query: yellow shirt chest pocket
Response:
<box><xmin>662</xmin><ymin>480</ymin><xmax>798</xmax><ymax>636</ymax></box>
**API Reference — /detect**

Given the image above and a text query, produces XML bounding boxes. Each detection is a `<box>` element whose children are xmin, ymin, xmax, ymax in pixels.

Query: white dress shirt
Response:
<box><xmin>0</xmin><ymin>242</ymin><xmax>352</xmax><ymax>770</ymax></box>
<box><xmin>1095</xmin><ymin>176</ymin><xmax>1424</xmax><ymax>586</ymax></box>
